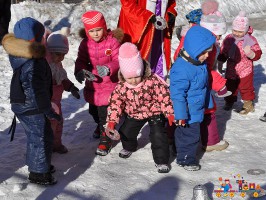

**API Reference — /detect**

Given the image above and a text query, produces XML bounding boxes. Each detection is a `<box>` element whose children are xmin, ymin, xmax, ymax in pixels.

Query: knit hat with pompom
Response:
<box><xmin>232</xmin><ymin>11</ymin><xmax>249</xmax><ymax>33</ymax></box>
<box><xmin>200</xmin><ymin>0</ymin><xmax>227</xmax><ymax>36</ymax></box>
<box><xmin>82</xmin><ymin>10</ymin><xmax>107</xmax><ymax>37</ymax></box>
<box><xmin>118</xmin><ymin>42</ymin><xmax>144</xmax><ymax>79</ymax></box>
<box><xmin>47</xmin><ymin>27</ymin><xmax>70</xmax><ymax>54</ymax></box>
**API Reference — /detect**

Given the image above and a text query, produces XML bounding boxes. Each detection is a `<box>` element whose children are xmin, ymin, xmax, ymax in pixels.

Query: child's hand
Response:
<box><xmin>104</xmin><ymin>122</ymin><xmax>120</xmax><ymax>141</ymax></box>
<box><xmin>75</xmin><ymin>70</ymin><xmax>85</xmax><ymax>83</ymax></box>
<box><xmin>167</xmin><ymin>115</ymin><xmax>175</xmax><ymax>126</ymax></box>
<box><xmin>83</xmin><ymin>69</ymin><xmax>96</xmax><ymax>81</ymax></box>
<box><xmin>70</xmin><ymin>85</ymin><xmax>80</xmax><ymax>99</ymax></box>
<box><xmin>177</xmin><ymin>119</ymin><xmax>186</xmax><ymax>127</ymax></box>
<box><xmin>243</xmin><ymin>45</ymin><xmax>255</xmax><ymax>59</ymax></box>
<box><xmin>97</xmin><ymin>65</ymin><xmax>110</xmax><ymax>77</ymax></box>
<box><xmin>44</xmin><ymin>109</ymin><xmax>61</xmax><ymax>121</ymax></box>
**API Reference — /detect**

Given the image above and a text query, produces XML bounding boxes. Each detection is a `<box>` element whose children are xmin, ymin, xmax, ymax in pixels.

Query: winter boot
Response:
<box><xmin>202</xmin><ymin>140</ymin><xmax>229</xmax><ymax>152</ymax></box>
<box><xmin>259</xmin><ymin>112</ymin><xmax>266</xmax><ymax>122</ymax></box>
<box><xmin>239</xmin><ymin>100</ymin><xmax>254</xmax><ymax>115</ymax></box>
<box><xmin>93</xmin><ymin>124</ymin><xmax>101</xmax><ymax>139</ymax></box>
<box><xmin>28</xmin><ymin>172</ymin><xmax>57</xmax><ymax>185</ymax></box>
<box><xmin>156</xmin><ymin>164</ymin><xmax>170</xmax><ymax>173</ymax></box>
<box><xmin>223</xmin><ymin>102</ymin><xmax>234</xmax><ymax>111</ymax></box>
<box><xmin>95</xmin><ymin>132</ymin><xmax>112</xmax><ymax>156</ymax></box>
<box><xmin>119</xmin><ymin>149</ymin><xmax>132</xmax><ymax>158</ymax></box>
<box><xmin>177</xmin><ymin>163</ymin><xmax>201</xmax><ymax>171</ymax></box>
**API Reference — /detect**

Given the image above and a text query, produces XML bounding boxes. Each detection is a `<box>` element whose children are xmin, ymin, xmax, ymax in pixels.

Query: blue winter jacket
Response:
<box><xmin>3</xmin><ymin>34</ymin><xmax>53</xmax><ymax>115</ymax></box>
<box><xmin>170</xmin><ymin>26</ymin><xmax>216</xmax><ymax>124</ymax></box>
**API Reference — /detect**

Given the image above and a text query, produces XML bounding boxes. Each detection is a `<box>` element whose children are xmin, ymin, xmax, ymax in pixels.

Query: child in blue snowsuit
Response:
<box><xmin>170</xmin><ymin>26</ymin><xmax>216</xmax><ymax>171</ymax></box>
<box><xmin>2</xmin><ymin>17</ymin><xmax>60</xmax><ymax>185</ymax></box>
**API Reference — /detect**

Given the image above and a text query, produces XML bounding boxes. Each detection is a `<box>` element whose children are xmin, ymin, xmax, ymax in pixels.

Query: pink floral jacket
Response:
<box><xmin>107</xmin><ymin>67</ymin><xmax>174</xmax><ymax>123</ymax></box>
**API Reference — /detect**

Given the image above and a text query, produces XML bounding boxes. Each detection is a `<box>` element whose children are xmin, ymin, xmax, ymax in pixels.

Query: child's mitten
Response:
<box><xmin>243</xmin><ymin>45</ymin><xmax>255</xmax><ymax>59</ymax></box>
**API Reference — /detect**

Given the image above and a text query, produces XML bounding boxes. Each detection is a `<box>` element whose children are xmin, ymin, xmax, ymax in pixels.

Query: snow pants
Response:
<box><xmin>200</xmin><ymin>113</ymin><xmax>220</xmax><ymax>146</ymax></box>
<box><xmin>50</xmin><ymin>101</ymin><xmax>63</xmax><ymax>148</ymax></box>
<box><xmin>119</xmin><ymin>114</ymin><xmax>170</xmax><ymax>165</ymax></box>
<box><xmin>175</xmin><ymin>122</ymin><xmax>200</xmax><ymax>165</ymax></box>
<box><xmin>17</xmin><ymin>113</ymin><xmax>53</xmax><ymax>173</ymax></box>
<box><xmin>225</xmin><ymin>72</ymin><xmax>255</xmax><ymax>103</ymax></box>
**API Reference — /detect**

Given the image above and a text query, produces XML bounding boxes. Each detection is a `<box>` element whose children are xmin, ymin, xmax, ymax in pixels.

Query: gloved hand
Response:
<box><xmin>70</xmin><ymin>85</ymin><xmax>80</xmax><ymax>99</ymax></box>
<box><xmin>106</xmin><ymin>121</ymin><xmax>116</xmax><ymax>130</ymax></box>
<box><xmin>105</xmin><ymin>121</ymin><xmax>120</xmax><ymax>140</ymax></box>
<box><xmin>45</xmin><ymin>109</ymin><xmax>61</xmax><ymax>121</ymax></box>
<box><xmin>167</xmin><ymin>115</ymin><xmax>175</xmax><ymax>126</ymax></box>
<box><xmin>177</xmin><ymin>119</ymin><xmax>186</xmax><ymax>127</ymax></box>
<box><xmin>243</xmin><ymin>45</ymin><xmax>255</xmax><ymax>59</ymax></box>
<box><xmin>215</xmin><ymin>86</ymin><xmax>232</xmax><ymax>98</ymax></box>
<box><xmin>97</xmin><ymin>65</ymin><xmax>110</xmax><ymax>77</ymax></box>
<box><xmin>83</xmin><ymin>69</ymin><xmax>96</xmax><ymax>81</ymax></box>
<box><xmin>75</xmin><ymin>70</ymin><xmax>85</xmax><ymax>84</ymax></box>
<box><xmin>167</xmin><ymin>12</ymin><xmax>176</xmax><ymax>28</ymax></box>
<box><xmin>151</xmin><ymin>15</ymin><xmax>167</xmax><ymax>30</ymax></box>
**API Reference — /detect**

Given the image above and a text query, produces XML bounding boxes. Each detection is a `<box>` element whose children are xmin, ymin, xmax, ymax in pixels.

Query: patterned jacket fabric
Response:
<box><xmin>107</xmin><ymin>66</ymin><xmax>174</xmax><ymax>123</ymax></box>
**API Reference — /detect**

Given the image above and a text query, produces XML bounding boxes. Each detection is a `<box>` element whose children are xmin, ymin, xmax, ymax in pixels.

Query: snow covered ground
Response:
<box><xmin>0</xmin><ymin>0</ymin><xmax>266</xmax><ymax>199</ymax></box>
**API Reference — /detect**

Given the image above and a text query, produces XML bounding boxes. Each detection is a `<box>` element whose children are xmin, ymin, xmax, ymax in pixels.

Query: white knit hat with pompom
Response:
<box><xmin>200</xmin><ymin>0</ymin><xmax>227</xmax><ymax>36</ymax></box>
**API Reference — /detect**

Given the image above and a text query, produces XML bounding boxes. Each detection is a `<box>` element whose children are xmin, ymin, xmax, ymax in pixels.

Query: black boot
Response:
<box><xmin>28</xmin><ymin>172</ymin><xmax>57</xmax><ymax>185</ymax></box>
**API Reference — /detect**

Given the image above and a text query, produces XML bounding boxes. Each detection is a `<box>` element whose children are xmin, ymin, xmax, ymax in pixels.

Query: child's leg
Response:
<box><xmin>224</xmin><ymin>78</ymin><xmax>239</xmax><ymax>103</ymax></box>
<box><xmin>89</xmin><ymin>104</ymin><xmax>100</xmax><ymax>138</ymax></box>
<box><xmin>175</xmin><ymin>122</ymin><xmax>200</xmax><ymax>165</ymax></box>
<box><xmin>200</xmin><ymin>113</ymin><xmax>220</xmax><ymax>146</ymax></box>
<box><xmin>17</xmin><ymin>113</ymin><xmax>53</xmax><ymax>173</ymax></box>
<box><xmin>148</xmin><ymin>115</ymin><xmax>170</xmax><ymax>165</ymax></box>
<box><xmin>239</xmin><ymin>73</ymin><xmax>255</xmax><ymax>114</ymax></box>
<box><xmin>88</xmin><ymin>104</ymin><xmax>100</xmax><ymax>124</ymax></box>
<box><xmin>96</xmin><ymin>106</ymin><xmax>111</xmax><ymax>155</ymax></box>
<box><xmin>119</xmin><ymin>116</ymin><xmax>146</xmax><ymax>152</ymax></box>
<box><xmin>239</xmin><ymin>72</ymin><xmax>255</xmax><ymax>101</ymax></box>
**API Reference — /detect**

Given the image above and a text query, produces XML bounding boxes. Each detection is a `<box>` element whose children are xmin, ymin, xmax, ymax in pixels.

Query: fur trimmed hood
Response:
<box><xmin>118</xmin><ymin>60</ymin><xmax>151</xmax><ymax>82</ymax></box>
<box><xmin>2</xmin><ymin>33</ymin><xmax>46</xmax><ymax>59</ymax></box>
<box><xmin>78</xmin><ymin>28</ymin><xmax>124</xmax><ymax>43</ymax></box>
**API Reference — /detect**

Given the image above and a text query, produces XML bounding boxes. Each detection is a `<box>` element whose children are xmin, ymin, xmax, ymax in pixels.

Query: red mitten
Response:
<box><xmin>107</xmin><ymin>121</ymin><xmax>116</xmax><ymax>130</ymax></box>
<box><xmin>168</xmin><ymin>115</ymin><xmax>175</xmax><ymax>126</ymax></box>
<box><xmin>105</xmin><ymin>122</ymin><xmax>120</xmax><ymax>141</ymax></box>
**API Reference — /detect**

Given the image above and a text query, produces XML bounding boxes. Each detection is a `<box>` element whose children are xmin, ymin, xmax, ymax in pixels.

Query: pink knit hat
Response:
<box><xmin>82</xmin><ymin>10</ymin><xmax>107</xmax><ymax>33</ymax></box>
<box><xmin>200</xmin><ymin>0</ymin><xmax>227</xmax><ymax>36</ymax></box>
<box><xmin>119</xmin><ymin>42</ymin><xmax>144</xmax><ymax>79</ymax></box>
<box><xmin>232</xmin><ymin>11</ymin><xmax>249</xmax><ymax>33</ymax></box>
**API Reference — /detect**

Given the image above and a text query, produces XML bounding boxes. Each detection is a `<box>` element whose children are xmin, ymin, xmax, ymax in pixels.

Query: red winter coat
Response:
<box><xmin>75</xmin><ymin>29</ymin><xmax>121</xmax><ymax>106</ymax></box>
<box><xmin>118</xmin><ymin>0</ymin><xmax>177</xmax><ymax>72</ymax></box>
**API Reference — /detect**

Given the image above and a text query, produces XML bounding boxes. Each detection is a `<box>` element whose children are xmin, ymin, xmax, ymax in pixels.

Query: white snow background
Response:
<box><xmin>0</xmin><ymin>0</ymin><xmax>266</xmax><ymax>199</ymax></box>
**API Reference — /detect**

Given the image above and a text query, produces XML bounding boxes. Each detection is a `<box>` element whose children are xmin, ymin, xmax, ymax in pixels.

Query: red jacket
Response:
<box><xmin>118</xmin><ymin>0</ymin><xmax>177</xmax><ymax>72</ymax></box>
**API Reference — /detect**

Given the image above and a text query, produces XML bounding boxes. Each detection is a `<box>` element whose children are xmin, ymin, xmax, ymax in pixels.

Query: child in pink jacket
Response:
<box><xmin>46</xmin><ymin>27</ymin><xmax>80</xmax><ymax>154</ymax></box>
<box><xmin>217</xmin><ymin>11</ymin><xmax>262</xmax><ymax>114</ymax></box>
<box><xmin>105</xmin><ymin>43</ymin><xmax>174</xmax><ymax>173</ymax></box>
<box><xmin>74</xmin><ymin>10</ymin><xmax>122</xmax><ymax>156</ymax></box>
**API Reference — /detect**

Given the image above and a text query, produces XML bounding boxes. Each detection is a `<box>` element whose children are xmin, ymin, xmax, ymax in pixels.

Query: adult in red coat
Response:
<box><xmin>118</xmin><ymin>0</ymin><xmax>177</xmax><ymax>79</ymax></box>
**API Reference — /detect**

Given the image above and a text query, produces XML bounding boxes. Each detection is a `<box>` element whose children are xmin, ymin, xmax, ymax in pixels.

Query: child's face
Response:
<box><xmin>125</xmin><ymin>76</ymin><xmax>142</xmax><ymax>86</ymax></box>
<box><xmin>216</xmin><ymin>35</ymin><xmax>222</xmax><ymax>40</ymax></box>
<box><xmin>198</xmin><ymin>50</ymin><xmax>210</xmax><ymax>63</ymax></box>
<box><xmin>88</xmin><ymin>28</ymin><xmax>104</xmax><ymax>42</ymax></box>
<box><xmin>50</xmin><ymin>52</ymin><xmax>66</xmax><ymax>63</ymax></box>
<box><xmin>232</xmin><ymin>30</ymin><xmax>245</xmax><ymax>38</ymax></box>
